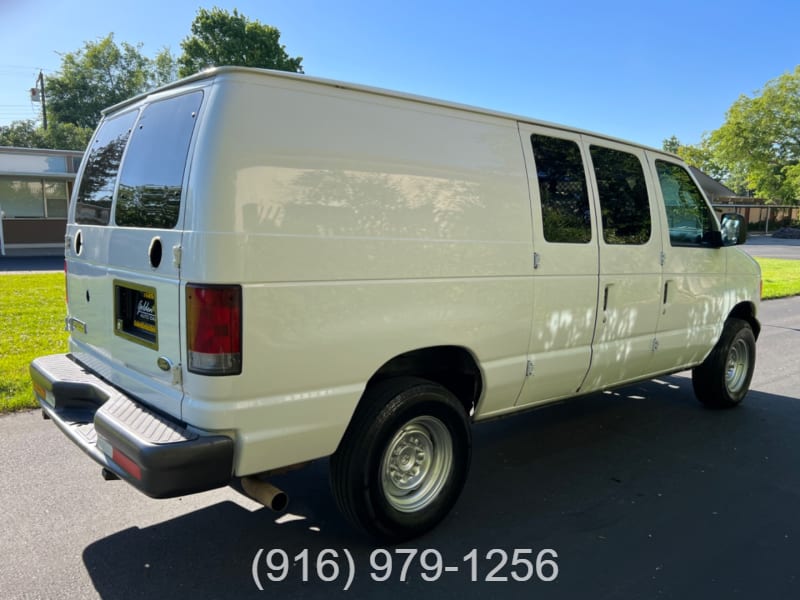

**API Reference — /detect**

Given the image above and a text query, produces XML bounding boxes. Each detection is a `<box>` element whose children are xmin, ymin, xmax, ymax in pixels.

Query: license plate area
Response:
<box><xmin>114</xmin><ymin>280</ymin><xmax>158</xmax><ymax>350</ymax></box>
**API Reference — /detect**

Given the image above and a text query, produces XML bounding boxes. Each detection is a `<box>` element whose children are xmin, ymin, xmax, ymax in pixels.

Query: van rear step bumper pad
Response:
<box><xmin>30</xmin><ymin>353</ymin><xmax>234</xmax><ymax>498</ymax></box>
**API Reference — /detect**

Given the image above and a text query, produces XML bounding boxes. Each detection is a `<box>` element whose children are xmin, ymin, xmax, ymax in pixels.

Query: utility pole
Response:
<box><xmin>36</xmin><ymin>70</ymin><xmax>47</xmax><ymax>130</ymax></box>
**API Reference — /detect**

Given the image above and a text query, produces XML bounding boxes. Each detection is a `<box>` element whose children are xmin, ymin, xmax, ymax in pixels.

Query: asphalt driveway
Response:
<box><xmin>741</xmin><ymin>234</ymin><xmax>800</xmax><ymax>260</ymax></box>
<box><xmin>0</xmin><ymin>255</ymin><xmax>63</xmax><ymax>272</ymax></box>
<box><xmin>1</xmin><ymin>296</ymin><xmax>799</xmax><ymax>599</ymax></box>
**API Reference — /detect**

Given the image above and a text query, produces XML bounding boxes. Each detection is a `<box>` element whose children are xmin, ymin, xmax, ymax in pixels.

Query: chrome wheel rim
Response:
<box><xmin>380</xmin><ymin>416</ymin><xmax>453</xmax><ymax>513</ymax></box>
<box><xmin>725</xmin><ymin>338</ymin><xmax>750</xmax><ymax>394</ymax></box>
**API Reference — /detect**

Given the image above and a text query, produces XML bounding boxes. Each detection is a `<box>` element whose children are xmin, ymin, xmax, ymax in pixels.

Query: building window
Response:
<box><xmin>0</xmin><ymin>177</ymin><xmax>70</xmax><ymax>219</ymax></box>
<box><xmin>0</xmin><ymin>153</ymin><xmax>67</xmax><ymax>174</ymax></box>
<box><xmin>0</xmin><ymin>178</ymin><xmax>45</xmax><ymax>218</ymax></box>
<box><xmin>45</xmin><ymin>181</ymin><xmax>68</xmax><ymax>218</ymax></box>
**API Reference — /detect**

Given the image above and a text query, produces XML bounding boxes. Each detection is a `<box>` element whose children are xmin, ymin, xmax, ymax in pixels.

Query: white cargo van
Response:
<box><xmin>31</xmin><ymin>67</ymin><xmax>761</xmax><ymax>541</ymax></box>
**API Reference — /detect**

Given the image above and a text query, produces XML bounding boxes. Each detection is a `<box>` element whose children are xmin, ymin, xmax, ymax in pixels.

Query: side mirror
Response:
<box><xmin>721</xmin><ymin>213</ymin><xmax>747</xmax><ymax>246</ymax></box>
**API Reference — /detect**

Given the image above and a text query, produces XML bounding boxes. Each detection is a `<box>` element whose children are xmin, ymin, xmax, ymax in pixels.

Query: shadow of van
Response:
<box><xmin>83</xmin><ymin>375</ymin><xmax>800</xmax><ymax>600</ymax></box>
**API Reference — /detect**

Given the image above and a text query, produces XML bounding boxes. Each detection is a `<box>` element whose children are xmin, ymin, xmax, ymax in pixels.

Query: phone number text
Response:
<box><xmin>252</xmin><ymin>547</ymin><xmax>559</xmax><ymax>591</ymax></box>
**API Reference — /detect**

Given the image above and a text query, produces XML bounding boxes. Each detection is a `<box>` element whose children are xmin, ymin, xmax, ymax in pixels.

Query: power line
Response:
<box><xmin>0</xmin><ymin>65</ymin><xmax>57</xmax><ymax>71</ymax></box>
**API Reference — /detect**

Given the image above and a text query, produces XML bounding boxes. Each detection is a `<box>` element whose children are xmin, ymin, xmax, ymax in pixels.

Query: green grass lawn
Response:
<box><xmin>1</xmin><ymin>273</ymin><xmax>68</xmax><ymax>413</ymax></box>
<box><xmin>755</xmin><ymin>258</ymin><xmax>800</xmax><ymax>300</ymax></box>
<box><xmin>1</xmin><ymin>259</ymin><xmax>798</xmax><ymax>414</ymax></box>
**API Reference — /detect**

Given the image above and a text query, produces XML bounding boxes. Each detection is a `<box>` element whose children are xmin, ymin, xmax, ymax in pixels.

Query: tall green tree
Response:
<box><xmin>178</xmin><ymin>8</ymin><xmax>303</xmax><ymax>77</ymax></box>
<box><xmin>47</xmin><ymin>34</ymin><xmax>178</xmax><ymax>129</ymax></box>
<box><xmin>709</xmin><ymin>65</ymin><xmax>800</xmax><ymax>203</ymax></box>
<box><xmin>2</xmin><ymin>35</ymin><xmax>177</xmax><ymax>150</ymax></box>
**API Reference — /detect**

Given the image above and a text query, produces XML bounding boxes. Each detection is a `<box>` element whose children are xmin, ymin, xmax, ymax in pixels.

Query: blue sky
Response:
<box><xmin>0</xmin><ymin>0</ymin><xmax>798</xmax><ymax>149</ymax></box>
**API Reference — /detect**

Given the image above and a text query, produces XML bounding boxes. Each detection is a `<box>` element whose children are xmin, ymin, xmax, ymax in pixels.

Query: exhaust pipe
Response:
<box><xmin>241</xmin><ymin>477</ymin><xmax>289</xmax><ymax>512</ymax></box>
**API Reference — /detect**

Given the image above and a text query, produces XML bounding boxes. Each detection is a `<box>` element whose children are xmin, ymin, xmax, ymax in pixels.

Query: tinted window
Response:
<box><xmin>590</xmin><ymin>146</ymin><xmax>651</xmax><ymax>245</ymax></box>
<box><xmin>531</xmin><ymin>134</ymin><xmax>591</xmax><ymax>243</ymax></box>
<box><xmin>0</xmin><ymin>178</ymin><xmax>43</xmax><ymax>217</ymax></box>
<box><xmin>45</xmin><ymin>181</ymin><xmax>68</xmax><ymax>218</ymax></box>
<box><xmin>115</xmin><ymin>91</ymin><xmax>203</xmax><ymax>228</ymax></box>
<box><xmin>656</xmin><ymin>161</ymin><xmax>715</xmax><ymax>247</ymax></box>
<box><xmin>75</xmin><ymin>111</ymin><xmax>137</xmax><ymax>225</ymax></box>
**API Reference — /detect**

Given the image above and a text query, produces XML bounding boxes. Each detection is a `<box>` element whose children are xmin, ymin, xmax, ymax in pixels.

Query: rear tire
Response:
<box><xmin>330</xmin><ymin>377</ymin><xmax>471</xmax><ymax>542</ymax></box>
<box><xmin>692</xmin><ymin>318</ymin><xmax>756</xmax><ymax>408</ymax></box>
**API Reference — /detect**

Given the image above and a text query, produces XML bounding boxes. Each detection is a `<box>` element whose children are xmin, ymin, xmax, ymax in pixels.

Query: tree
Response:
<box><xmin>0</xmin><ymin>119</ymin><xmax>91</xmax><ymax>150</ymax></box>
<box><xmin>709</xmin><ymin>65</ymin><xmax>800</xmax><ymax>203</ymax></box>
<box><xmin>47</xmin><ymin>34</ymin><xmax>178</xmax><ymax>129</ymax></box>
<box><xmin>662</xmin><ymin>135</ymin><xmax>734</xmax><ymax>191</ymax></box>
<box><xmin>178</xmin><ymin>8</ymin><xmax>303</xmax><ymax>77</ymax></box>
<box><xmin>152</xmin><ymin>47</ymin><xmax>180</xmax><ymax>88</ymax></box>
<box><xmin>2</xmin><ymin>35</ymin><xmax>178</xmax><ymax>150</ymax></box>
<box><xmin>662</xmin><ymin>135</ymin><xmax>682</xmax><ymax>154</ymax></box>
<box><xmin>677</xmin><ymin>136</ymin><xmax>734</xmax><ymax>188</ymax></box>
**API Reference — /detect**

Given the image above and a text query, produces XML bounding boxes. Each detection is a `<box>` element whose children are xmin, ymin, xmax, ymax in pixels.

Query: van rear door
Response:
<box><xmin>66</xmin><ymin>90</ymin><xmax>204</xmax><ymax>419</ymax></box>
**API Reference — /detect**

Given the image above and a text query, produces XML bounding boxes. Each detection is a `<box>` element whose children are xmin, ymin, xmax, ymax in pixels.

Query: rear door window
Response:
<box><xmin>115</xmin><ymin>91</ymin><xmax>203</xmax><ymax>229</ymax></box>
<box><xmin>75</xmin><ymin>111</ymin><xmax>137</xmax><ymax>225</ymax></box>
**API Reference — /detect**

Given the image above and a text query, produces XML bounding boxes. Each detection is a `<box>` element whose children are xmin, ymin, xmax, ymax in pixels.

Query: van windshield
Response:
<box><xmin>115</xmin><ymin>91</ymin><xmax>203</xmax><ymax>229</ymax></box>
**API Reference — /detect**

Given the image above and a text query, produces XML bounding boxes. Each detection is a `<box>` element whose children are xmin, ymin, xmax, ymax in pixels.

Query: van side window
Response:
<box><xmin>75</xmin><ymin>111</ymin><xmax>137</xmax><ymax>225</ymax></box>
<box><xmin>590</xmin><ymin>146</ymin><xmax>651</xmax><ymax>245</ymax></box>
<box><xmin>530</xmin><ymin>134</ymin><xmax>592</xmax><ymax>243</ymax></box>
<box><xmin>655</xmin><ymin>160</ymin><xmax>715</xmax><ymax>247</ymax></box>
<box><xmin>115</xmin><ymin>91</ymin><xmax>203</xmax><ymax>229</ymax></box>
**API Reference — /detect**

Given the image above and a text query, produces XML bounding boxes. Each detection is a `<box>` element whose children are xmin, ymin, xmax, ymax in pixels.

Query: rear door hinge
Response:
<box><xmin>652</xmin><ymin>338</ymin><xmax>660</xmax><ymax>352</ymax></box>
<box><xmin>171</xmin><ymin>364</ymin><xmax>183</xmax><ymax>386</ymax></box>
<box><xmin>172</xmin><ymin>245</ymin><xmax>182</xmax><ymax>269</ymax></box>
<box><xmin>526</xmin><ymin>359</ymin><xmax>535</xmax><ymax>377</ymax></box>
<box><xmin>659</xmin><ymin>251</ymin><xmax>666</xmax><ymax>267</ymax></box>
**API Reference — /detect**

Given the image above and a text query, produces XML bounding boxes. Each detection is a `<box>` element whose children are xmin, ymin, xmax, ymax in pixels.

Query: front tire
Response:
<box><xmin>330</xmin><ymin>377</ymin><xmax>471</xmax><ymax>542</ymax></box>
<box><xmin>692</xmin><ymin>318</ymin><xmax>756</xmax><ymax>408</ymax></box>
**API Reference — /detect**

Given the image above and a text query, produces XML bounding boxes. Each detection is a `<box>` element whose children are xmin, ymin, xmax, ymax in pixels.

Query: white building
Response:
<box><xmin>0</xmin><ymin>146</ymin><xmax>83</xmax><ymax>256</ymax></box>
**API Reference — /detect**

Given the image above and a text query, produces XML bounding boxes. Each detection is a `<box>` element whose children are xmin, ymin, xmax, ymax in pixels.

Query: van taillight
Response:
<box><xmin>186</xmin><ymin>284</ymin><xmax>242</xmax><ymax>376</ymax></box>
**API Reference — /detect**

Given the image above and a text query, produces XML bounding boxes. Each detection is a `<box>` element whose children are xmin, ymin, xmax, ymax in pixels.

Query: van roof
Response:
<box><xmin>104</xmin><ymin>66</ymin><xmax>677</xmax><ymax>158</ymax></box>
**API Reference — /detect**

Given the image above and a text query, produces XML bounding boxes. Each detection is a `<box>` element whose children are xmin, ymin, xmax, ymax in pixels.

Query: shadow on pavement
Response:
<box><xmin>83</xmin><ymin>376</ymin><xmax>800</xmax><ymax>599</ymax></box>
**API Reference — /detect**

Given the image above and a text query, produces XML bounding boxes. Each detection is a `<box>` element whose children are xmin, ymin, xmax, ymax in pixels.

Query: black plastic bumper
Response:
<box><xmin>30</xmin><ymin>353</ymin><xmax>234</xmax><ymax>498</ymax></box>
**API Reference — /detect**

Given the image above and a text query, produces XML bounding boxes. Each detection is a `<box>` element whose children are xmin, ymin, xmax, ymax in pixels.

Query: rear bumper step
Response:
<box><xmin>30</xmin><ymin>353</ymin><xmax>234</xmax><ymax>498</ymax></box>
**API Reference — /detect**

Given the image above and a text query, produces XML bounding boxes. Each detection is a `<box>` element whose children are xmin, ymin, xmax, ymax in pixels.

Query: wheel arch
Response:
<box><xmin>728</xmin><ymin>301</ymin><xmax>761</xmax><ymax>340</ymax></box>
<box><xmin>364</xmin><ymin>345</ymin><xmax>483</xmax><ymax>418</ymax></box>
